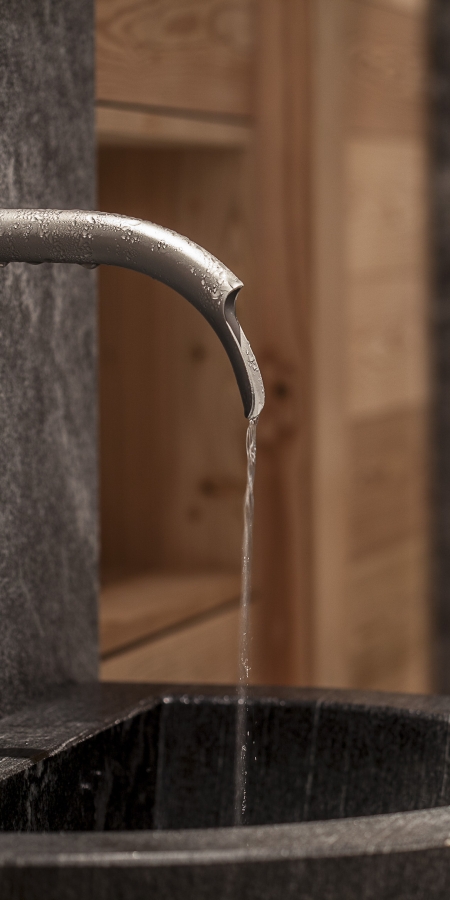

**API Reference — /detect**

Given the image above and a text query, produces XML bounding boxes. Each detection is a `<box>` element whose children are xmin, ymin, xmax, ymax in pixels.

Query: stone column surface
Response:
<box><xmin>0</xmin><ymin>0</ymin><xmax>97</xmax><ymax>714</ymax></box>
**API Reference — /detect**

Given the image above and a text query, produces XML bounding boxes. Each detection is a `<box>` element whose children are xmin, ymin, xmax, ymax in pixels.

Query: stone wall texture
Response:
<box><xmin>0</xmin><ymin>0</ymin><xmax>97</xmax><ymax>713</ymax></box>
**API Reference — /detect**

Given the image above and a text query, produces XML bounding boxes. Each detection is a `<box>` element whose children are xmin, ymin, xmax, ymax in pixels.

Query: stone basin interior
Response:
<box><xmin>0</xmin><ymin>686</ymin><xmax>448</xmax><ymax>833</ymax></box>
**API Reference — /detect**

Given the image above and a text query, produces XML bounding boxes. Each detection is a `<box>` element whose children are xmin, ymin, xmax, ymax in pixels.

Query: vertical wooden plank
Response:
<box><xmin>349</xmin><ymin>409</ymin><xmax>428</xmax><ymax>560</ymax></box>
<box><xmin>348</xmin><ymin>274</ymin><xmax>428</xmax><ymax>417</ymax></box>
<box><xmin>252</xmin><ymin>0</ymin><xmax>314</xmax><ymax>684</ymax></box>
<box><xmin>346</xmin><ymin>538</ymin><xmax>429</xmax><ymax>691</ymax></box>
<box><xmin>311</xmin><ymin>0</ymin><xmax>349</xmax><ymax>687</ymax></box>
<box><xmin>98</xmin><ymin>147</ymin><xmax>180</xmax><ymax>580</ymax></box>
<box><xmin>343</xmin><ymin>0</ymin><xmax>430</xmax><ymax>692</ymax></box>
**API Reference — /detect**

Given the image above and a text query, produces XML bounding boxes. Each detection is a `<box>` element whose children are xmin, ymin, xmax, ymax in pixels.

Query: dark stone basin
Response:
<box><xmin>0</xmin><ymin>683</ymin><xmax>450</xmax><ymax>897</ymax></box>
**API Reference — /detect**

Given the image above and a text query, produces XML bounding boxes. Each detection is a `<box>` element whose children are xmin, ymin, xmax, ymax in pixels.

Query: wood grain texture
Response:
<box><xmin>311</xmin><ymin>0</ymin><xmax>349</xmax><ymax>687</ymax></box>
<box><xmin>160</xmin><ymin>149</ymin><xmax>252</xmax><ymax>572</ymax></box>
<box><xmin>99</xmin><ymin>148</ymin><xmax>177</xmax><ymax>578</ymax></box>
<box><xmin>96</xmin><ymin>103</ymin><xmax>251</xmax><ymax>148</ymax></box>
<box><xmin>344</xmin><ymin>0</ymin><xmax>430</xmax><ymax>693</ymax></box>
<box><xmin>348</xmin><ymin>273</ymin><xmax>428</xmax><ymax>416</ymax></box>
<box><xmin>349</xmin><ymin>408</ymin><xmax>427</xmax><ymax>560</ymax></box>
<box><xmin>346</xmin><ymin>138</ymin><xmax>427</xmax><ymax>277</ymax></box>
<box><xmin>251</xmin><ymin>0</ymin><xmax>314</xmax><ymax>685</ymax></box>
<box><xmin>96</xmin><ymin>0</ymin><xmax>253</xmax><ymax>117</ymax></box>
<box><xmin>101</xmin><ymin>605</ymin><xmax>239</xmax><ymax>683</ymax></box>
<box><xmin>100</xmin><ymin>572</ymin><xmax>240</xmax><ymax>655</ymax></box>
<box><xmin>347</xmin><ymin>0</ymin><xmax>426</xmax><ymax>137</ymax></box>
<box><xmin>346</xmin><ymin>538</ymin><xmax>430</xmax><ymax>692</ymax></box>
<box><xmin>96</xmin><ymin>0</ymin><xmax>431</xmax><ymax>694</ymax></box>
<box><xmin>98</xmin><ymin>146</ymin><xmax>250</xmax><ymax>578</ymax></box>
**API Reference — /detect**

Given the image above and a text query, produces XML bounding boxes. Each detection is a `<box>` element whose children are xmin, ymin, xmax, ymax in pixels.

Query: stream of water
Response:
<box><xmin>233</xmin><ymin>416</ymin><xmax>258</xmax><ymax>826</ymax></box>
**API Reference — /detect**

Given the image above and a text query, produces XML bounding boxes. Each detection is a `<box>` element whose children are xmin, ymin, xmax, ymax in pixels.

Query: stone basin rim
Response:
<box><xmin>0</xmin><ymin>681</ymin><xmax>450</xmax><ymax>782</ymax></box>
<box><xmin>0</xmin><ymin>683</ymin><xmax>447</xmax><ymax>867</ymax></box>
<box><xmin>0</xmin><ymin>804</ymin><xmax>450</xmax><ymax>868</ymax></box>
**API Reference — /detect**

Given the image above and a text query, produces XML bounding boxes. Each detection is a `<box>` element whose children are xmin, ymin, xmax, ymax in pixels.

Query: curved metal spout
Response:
<box><xmin>0</xmin><ymin>209</ymin><xmax>265</xmax><ymax>419</ymax></box>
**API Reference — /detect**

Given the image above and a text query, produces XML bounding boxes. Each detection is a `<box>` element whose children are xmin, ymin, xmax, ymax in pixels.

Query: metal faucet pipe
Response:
<box><xmin>0</xmin><ymin>209</ymin><xmax>265</xmax><ymax>419</ymax></box>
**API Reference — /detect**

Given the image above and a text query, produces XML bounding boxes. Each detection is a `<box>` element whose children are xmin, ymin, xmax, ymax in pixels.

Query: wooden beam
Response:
<box><xmin>251</xmin><ymin>0</ymin><xmax>348</xmax><ymax>687</ymax></box>
<box><xmin>344</xmin><ymin>0</ymin><xmax>430</xmax><ymax>692</ymax></box>
<box><xmin>96</xmin><ymin>0</ymin><xmax>253</xmax><ymax>118</ymax></box>
<box><xmin>96</xmin><ymin>103</ymin><xmax>252</xmax><ymax>149</ymax></box>
<box><xmin>311</xmin><ymin>0</ymin><xmax>348</xmax><ymax>687</ymax></box>
<box><xmin>251</xmin><ymin>0</ymin><xmax>314</xmax><ymax>685</ymax></box>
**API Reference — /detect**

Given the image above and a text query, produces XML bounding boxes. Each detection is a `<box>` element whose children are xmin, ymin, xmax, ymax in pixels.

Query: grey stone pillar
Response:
<box><xmin>0</xmin><ymin>0</ymin><xmax>97</xmax><ymax>714</ymax></box>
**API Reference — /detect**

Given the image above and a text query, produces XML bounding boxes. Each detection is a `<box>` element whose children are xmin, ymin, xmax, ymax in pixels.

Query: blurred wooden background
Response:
<box><xmin>97</xmin><ymin>0</ymin><xmax>430</xmax><ymax>691</ymax></box>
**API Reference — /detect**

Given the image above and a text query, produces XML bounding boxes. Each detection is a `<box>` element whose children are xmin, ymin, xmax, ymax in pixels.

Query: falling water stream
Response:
<box><xmin>233</xmin><ymin>416</ymin><xmax>258</xmax><ymax>826</ymax></box>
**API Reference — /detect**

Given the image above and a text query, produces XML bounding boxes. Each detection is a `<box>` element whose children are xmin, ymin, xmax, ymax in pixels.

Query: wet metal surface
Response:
<box><xmin>0</xmin><ymin>209</ymin><xmax>264</xmax><ymax>420</ymax></box>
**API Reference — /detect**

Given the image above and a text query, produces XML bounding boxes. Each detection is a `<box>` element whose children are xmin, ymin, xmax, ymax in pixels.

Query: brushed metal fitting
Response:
<box><xmin>0</xmin><ymin>209</ymin><xmax>265</xmax><ymax>419</ymax></box>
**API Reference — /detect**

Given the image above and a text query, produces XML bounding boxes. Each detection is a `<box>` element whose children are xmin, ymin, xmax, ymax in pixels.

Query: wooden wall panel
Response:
<box><xmin>346</xmin><ymin>139</ymin><xmax>426</xmax><ymax>276</ymax></box>
<box><xmin>96</xmin><ymin>0</ymin><xmax>431</xmax><ymax>692</ymax></box>
<box><xmin>346</xmin><ymin>538</ymin><xmax>429</xmax><ymax>691</ymax></box>
<box><xmin>343</xmin><ymin>0</ymin><xmax>430</xmax><ymax>692</ymax></box>
<box><xmin>360</xmin><ymin>0</ymin><xmax>426</xmax><ymax>13</ymax></box>
<box><xmin>348</xmin><ymin>274</ymin><xmax>427</xmax><ymax>416</ymax></box>
<box><xmin>160</xmin><ymin>150</ymin><xmax>251</xmax><ymax>571</ymax></box>
<box><xmin>96</xmin><ymin>0</ymin><xmax>253</xmax><ymax>117</ymax></box>
<box><xmin>349</xmin><ymin>409</ymin><xmax>427</xmax><ymax>559</ymax></box>
<box><xmin>311</xmin><ymin>0</ymin><xmax>349</xmax><ymax>686</ymax></box>
<box><xmin>251</xmin><ymin>0</ymin><xmax>314</xmax><ymax>685</ymax></box>
<box><xmin>99</xmin><ymin>148</ymin><xmax>178</xmax><ymax>580</ymax></box>
<box><xmin>100</xmin><ymin>572</ymin><xmax>240</xmax><ymax>655</ymax></box>
<box><xmin>98</xmin><ymin>146</ymin><xmax>250</xmax><ymax>582</ymax></box>
<box><xmin>347</xmin><ymin>0</ymin><xmax>425</xmax><ymax>137</ymax></box>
